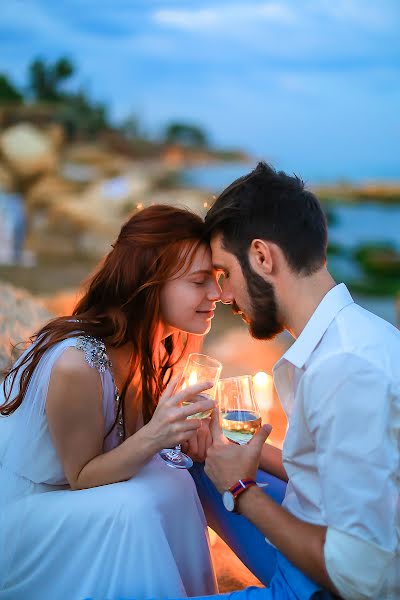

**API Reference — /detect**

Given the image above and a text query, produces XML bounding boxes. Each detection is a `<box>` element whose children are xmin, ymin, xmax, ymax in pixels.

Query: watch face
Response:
<box><xmin>222</xmin><ymin>491</ymin><xmax>235</xmax><ymax>512</ymax></box>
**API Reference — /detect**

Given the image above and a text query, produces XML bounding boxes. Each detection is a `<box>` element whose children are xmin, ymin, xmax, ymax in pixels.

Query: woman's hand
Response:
<box><xmin>143</xmin><ymin>376</ymin><xmax>216</xmax><ymax>452</ymax></box>
<box><xmin>181</xmin><ymin>418</ymin><xmax>212</xmax><ymax>462</ymax></box>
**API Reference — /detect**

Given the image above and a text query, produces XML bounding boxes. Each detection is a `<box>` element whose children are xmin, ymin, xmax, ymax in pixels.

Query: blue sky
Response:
<box><xmin>1</xmin><ymin>0</ymin><xmax>400</xmax><ymax>181</ymax></box>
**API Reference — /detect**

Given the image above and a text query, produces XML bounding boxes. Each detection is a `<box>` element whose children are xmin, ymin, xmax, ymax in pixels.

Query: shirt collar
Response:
<box><xmin>277</xmin><ymin>283</ymin><xmax>354</xmax><ymax>370</ymax></box>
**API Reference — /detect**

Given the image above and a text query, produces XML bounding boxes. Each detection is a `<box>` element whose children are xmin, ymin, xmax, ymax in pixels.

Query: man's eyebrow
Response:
<box><xmin>212</xmin><ymin>264</ymin><xmax>226</xmax><ymax>271</ymax></box>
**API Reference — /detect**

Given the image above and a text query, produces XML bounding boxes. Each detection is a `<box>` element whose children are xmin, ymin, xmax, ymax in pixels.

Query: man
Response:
<box><xmin>187</xmin><ymin>162</ymin><xmax>399</xmax><ymax>599</ymax></box>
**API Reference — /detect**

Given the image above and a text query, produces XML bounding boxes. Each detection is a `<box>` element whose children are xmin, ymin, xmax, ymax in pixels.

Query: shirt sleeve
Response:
<box><xmin>302</xmin><ymin>353</ymin><xmax>399</xmax><ymax>598</ymax></box>
<box><xmin>324</xmin><ymin>527</ymin><xmax>396</xmax><ymax>600</ymax></box>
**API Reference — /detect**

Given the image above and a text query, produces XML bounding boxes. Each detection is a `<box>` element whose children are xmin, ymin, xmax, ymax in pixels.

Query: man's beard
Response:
<box><xmin>235</xmin><ymin>261</ymin><xmax>283</xmax><ymax>340</ymax></box>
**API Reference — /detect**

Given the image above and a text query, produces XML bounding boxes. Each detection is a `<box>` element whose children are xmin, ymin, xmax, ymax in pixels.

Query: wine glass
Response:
<box><xmin>159</xmin><ymin>353</ymin><xmax>223</xmax><ymax>469</ymax></box>
<box><xmin>217</xmin><ymin>375</ymin><xmax>268</xmax><ymax>487</ymax></box>
<box><xmin>218</xmin><ymin>375</ymin><xmax>262</xmax><ymax>445</ymax></box>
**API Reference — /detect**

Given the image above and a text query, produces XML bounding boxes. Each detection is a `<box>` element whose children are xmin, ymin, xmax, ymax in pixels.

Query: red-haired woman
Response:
<box><xmin>0</xmin><ymin>205</ymin><xmax>221</xmax><ymax>600</ymax></box>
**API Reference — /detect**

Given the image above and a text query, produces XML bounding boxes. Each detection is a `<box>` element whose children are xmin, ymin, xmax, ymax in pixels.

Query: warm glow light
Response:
<box><xmin>253</xmin><ymin>371</ymin><xmax>273</xmax><ymax>412</ymax></box>
<box><xmin>136</xmin><ymin>203</ymin><xmax>143</xmax><ymax>209</ymax></box>
<box><xmin>203</xmin><ymin>201</ymin><xmax>209</xmax><ymax>208</ymax></box>
<box><xmin>253</xmin><ymin>371</ymin><xmax>269</xmax><ymax>387</ymax></box>
<box><xmin>188</xmin><ymin>371</ymin><xmax>198</xmax><ymax>386</ymax></box>
<box><xmin>208</xmin><ymin>527</ymin><xmax>218</xmax><ymax>546</ymax></box>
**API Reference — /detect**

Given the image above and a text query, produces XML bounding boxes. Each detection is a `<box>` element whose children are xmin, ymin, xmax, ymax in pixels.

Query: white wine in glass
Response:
<box><xmin>179</xmin><ymin>354</ymin><xmax>222</xmax><ymax>419</ymax></box>
<box><xmin>159</xmin><ymin>353</ymin><xmax>222</xmax><ymax>469</ymax></box>
<box><xmin>218</xmin><ymin>376</ymin><xmax>262</xmax><ymax>445</ymax></box>
<box><xmin>221</xmin><ymin>409</ymin><xmax>262</xmax><ymax>445</ymax></box>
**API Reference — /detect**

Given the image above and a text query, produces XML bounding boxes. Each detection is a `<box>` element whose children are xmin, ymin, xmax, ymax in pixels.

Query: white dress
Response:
<box><xmin>0</xmin><ymin>335</ymin><xmax>217</xmax><ymax>600</ymax></box>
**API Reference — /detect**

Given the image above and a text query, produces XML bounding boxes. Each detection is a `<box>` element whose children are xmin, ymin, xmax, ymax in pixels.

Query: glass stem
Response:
<box><xmin>166</xmin><ymin>445</ymin><xmax>181</xmax><ymax>460</ymax></box>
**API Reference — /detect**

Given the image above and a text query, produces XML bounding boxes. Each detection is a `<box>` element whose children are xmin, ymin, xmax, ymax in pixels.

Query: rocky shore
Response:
<box><xmin>0</xmin><ymin>282</ymin><xmax>51</xmax><ymax>373</ymax></box>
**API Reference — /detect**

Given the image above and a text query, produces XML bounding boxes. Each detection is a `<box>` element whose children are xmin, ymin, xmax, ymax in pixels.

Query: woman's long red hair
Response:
<box><xmin>1</xmin><ymin>205</ymin><xmax>206</xmax><ymax>432</ymax></box>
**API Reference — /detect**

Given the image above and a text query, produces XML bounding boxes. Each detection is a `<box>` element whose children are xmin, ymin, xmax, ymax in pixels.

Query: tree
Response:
<box><xmin>28</xmin><ymin>57</ymin><xmax>75</xmax><ymax>102</ymax></box>
<box><xmin>119</xmin><ymin>114</ymin><xmax>146</xmax><ymax>140</ymax></box>
<box><xmin>0</xmin><ymin>74</ymin><xmax>23</xmax><ymax>104</ymax></box>
<box><xmin>164</xmin><ymin>122</ymin><xmax>208</xmax><ymax>147</ymax></box>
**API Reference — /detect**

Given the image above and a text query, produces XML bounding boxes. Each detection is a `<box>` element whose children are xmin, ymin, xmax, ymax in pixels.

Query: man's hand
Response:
<box><xmin>204</xmin><ymin>408</ymin><xmax>272</xmax><ymax>492</ymax></box>
<box><xmin>181</xmin><ymin>418</ymin><xmax>212</xmax><ymax>462</ymax></box>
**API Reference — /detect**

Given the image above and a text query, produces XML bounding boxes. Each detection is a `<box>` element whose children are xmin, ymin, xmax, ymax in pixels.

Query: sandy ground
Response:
<box><xmin>211</xmin><ymin>532</ymin><xmax>262</xmax><ymax>592</ymax></box>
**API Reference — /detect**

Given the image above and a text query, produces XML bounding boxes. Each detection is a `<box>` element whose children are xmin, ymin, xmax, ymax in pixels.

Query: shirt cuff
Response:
<box><xmin>324</xmin><ymin>526</ymin><xmax>394</xmax><ymax>600</ymax></box>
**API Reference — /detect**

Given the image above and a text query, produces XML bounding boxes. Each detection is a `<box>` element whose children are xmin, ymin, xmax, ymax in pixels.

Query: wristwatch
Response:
<box><xmin>222</xmin><ymin>478</ymin><xmax>257</xmax><ymax>513</ymax></box>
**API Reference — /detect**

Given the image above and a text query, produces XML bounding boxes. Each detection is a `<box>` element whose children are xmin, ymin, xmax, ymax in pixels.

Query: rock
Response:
<box><xmin>41</xmin><ymin>171</ymin><xmax>155</xmax><ymax>259</ymax></box>
<box><xmin>25</xmin><ymin>173</ymin><xmax>75</xmax><ymax>211</ymax></box>
<box><xmin>0</xmin><ymin>123</ymin><xmax>57</xmax><ymax>179</ymax></box>
<box><xmin>0</xmin><ymin>162</ymin><xmax>14</xmax><ymax>191</ymax></box>
<box><xmin>40</xmin><ymin>289</ymin><xmax>79</xmax><ymax>316</ymax></box>
<box><xmin>44</xmin><ymin>123</ymin><xmax>65</xmax><ymax>150</ymax></box>
<box><xmin>63</xmin><ymin>144</ymin><xmax>129</xmax><ymax>177</ymax></box>
<box><xmin>60</xmin><ymin>161</ymin><xmax>101</xmax><ymax>184</ymax></box>
<box><xmin>0</xmin><ymin>282</ymin><xmax>51</xmax><ymax>374</ymax></box>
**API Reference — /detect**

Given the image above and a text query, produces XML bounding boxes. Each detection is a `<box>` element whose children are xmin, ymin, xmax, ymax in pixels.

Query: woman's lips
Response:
<box><xmin>197</xmin><ymin>310</ymin><xmax>215</xmax><ymax>319</ymax></box>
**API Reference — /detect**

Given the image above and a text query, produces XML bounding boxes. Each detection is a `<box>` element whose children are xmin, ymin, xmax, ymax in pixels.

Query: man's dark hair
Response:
<box><xmin>204</xmin><ymin>161</ymin><xmax>328</xmax><ymax>275</ymax></box>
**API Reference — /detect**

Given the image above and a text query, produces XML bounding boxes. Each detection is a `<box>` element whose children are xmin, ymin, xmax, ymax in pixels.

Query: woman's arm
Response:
<box><xmin>46</xmin><ymin>348</ymin><xmax>215</xmax><ymax>490</ymax></box>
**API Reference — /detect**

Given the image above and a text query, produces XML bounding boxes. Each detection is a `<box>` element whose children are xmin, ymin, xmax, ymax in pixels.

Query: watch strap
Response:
<box><xmin>229</xmin><ymin>478</ymin><xmax>257</xmax><ymax>499</ymax></box>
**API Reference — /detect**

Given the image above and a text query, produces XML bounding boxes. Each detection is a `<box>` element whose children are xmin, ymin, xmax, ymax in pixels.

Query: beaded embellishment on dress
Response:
<box><xmin>75</xmin><ymin>335</ymin><xmax>111</xmax><ymax>372</ymax></box>
<box><xmin>75</xmin><ymin>335</ymin><xmax>124</xmax><ymax>441</ymax></box>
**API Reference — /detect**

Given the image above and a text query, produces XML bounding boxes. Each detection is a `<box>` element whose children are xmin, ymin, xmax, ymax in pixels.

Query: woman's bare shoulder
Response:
<box><xmin>47</xmin><ymin>346</ymin><xmax>103</xmax><ymax>414</ymax></box>
<box><xmin>51</xmin><ymin>347</ymin><xmax>102</xmax><ymax>391</ymax></box>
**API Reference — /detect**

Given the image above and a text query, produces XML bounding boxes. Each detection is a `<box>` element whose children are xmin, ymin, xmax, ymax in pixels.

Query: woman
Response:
<box><xmin>0</xmin><ymin>205</ymin><xmax>221</xmax><ymax>600</ymax></box>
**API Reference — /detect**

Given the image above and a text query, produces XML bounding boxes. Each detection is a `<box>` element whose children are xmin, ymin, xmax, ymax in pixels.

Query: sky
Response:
<box><xmin>1</xmin><ymin>0</ymin><xmax>400</xmax><ymax>182</ymax></box>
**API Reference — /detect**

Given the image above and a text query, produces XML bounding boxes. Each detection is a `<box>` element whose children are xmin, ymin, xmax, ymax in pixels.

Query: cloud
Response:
<box><xmin>152</xmin><ymin>2</ymin><xmax>296</xmax><ymax>31</ymax></box>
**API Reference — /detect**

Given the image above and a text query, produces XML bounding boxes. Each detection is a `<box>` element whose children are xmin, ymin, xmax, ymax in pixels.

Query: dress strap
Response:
<box><xmin>75</xmin><ymin>335</ymin><xmax>112</xmax><ymax>373</ymax></box>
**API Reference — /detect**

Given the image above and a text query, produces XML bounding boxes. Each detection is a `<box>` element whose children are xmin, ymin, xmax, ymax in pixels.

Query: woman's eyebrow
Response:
<box><xmin>188</xmin><ymin>269</ymin><xmax>212</xmax><ymax>276</ymax></box>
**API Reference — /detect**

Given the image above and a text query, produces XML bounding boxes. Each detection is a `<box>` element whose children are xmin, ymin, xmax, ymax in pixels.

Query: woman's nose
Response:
<box><xmin>207</xmin><ymin>280</ymin><xmax>222</xmax><ymax>302</ymax></box>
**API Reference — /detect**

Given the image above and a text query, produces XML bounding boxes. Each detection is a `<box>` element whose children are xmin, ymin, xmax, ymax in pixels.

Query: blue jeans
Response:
<box><xmin>188</xmin><ymin>464</ymin><xmax>333</xmax><ymax>600</ymax></box>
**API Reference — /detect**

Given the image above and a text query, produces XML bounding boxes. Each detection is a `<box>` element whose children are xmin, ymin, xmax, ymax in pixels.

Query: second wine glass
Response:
<box><xmin>159</xmin><ymin>353</ymin><xmax>222</xmax><ymax>469</ymax></box>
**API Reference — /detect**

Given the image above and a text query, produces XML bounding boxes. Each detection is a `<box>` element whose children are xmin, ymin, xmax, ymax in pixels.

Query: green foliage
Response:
<box><xmin>0</xmin><ymin>74</ymin><xmax>23</xmax><ymax>104</ymax></box>
<box><xmin>53</xmin><ymin>91</ymin><xmax>108</xmax><ymax>140</ymax></box>
<box><xmin>0</xmin><ymin>56</ymin><xmax>108</xmax><ymax>139</ymax></box>
<box><xmin>28</xmin><ymin>57</ymin><xmax>75</xmax><ymax>102</ymax></box>
<box><xmin>347</xmin><ymin>278</ymin><xmax>400</xmax><ymax>297</ymax></box>
<box><xmin>354</xmin><ymin>243</ymin><xmax>400</xmax><ymax>278</ymax></box>
<box><xmin>327</xmin><ymin>242</ymin><xmax>346</xmax><ymax>257</ymax></box>
<box><xmin>164</xmin><ymin>122</ymin><xmax>208</xmax><ymax>147</ymax></box>
<box><xmin>119</xmin><ymin>114</ymin><xmax>146</xmax><ymax>140</ymax></box>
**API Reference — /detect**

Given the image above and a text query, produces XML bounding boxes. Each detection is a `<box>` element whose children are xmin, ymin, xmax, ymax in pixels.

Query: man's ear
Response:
<box><xmin>248</xmin><ymin>239</ymin><xmax>273</xmax><ymax>275</ymax></box>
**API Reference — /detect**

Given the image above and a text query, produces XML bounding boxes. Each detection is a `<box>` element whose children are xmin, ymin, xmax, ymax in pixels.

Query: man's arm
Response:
<box><xmin>205</xmin><ymin>416</ymin><xmax>338</xmax><ymax>594</ymax></box>
<box><xmin>237</xmin><ymin>485</ymin><xmax>334</xmax><ymax>590</ymax></box>
<box><xmin>260</xmin><ymin>442</ymin><xmax>288</xmax><ymax>482</ymax></box>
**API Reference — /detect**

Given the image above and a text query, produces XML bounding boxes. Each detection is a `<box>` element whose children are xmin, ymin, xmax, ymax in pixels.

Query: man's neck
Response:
<box><xmin>281</xmin><ymin>268</ymin><xmax>336</xmax><ymax>339</ymax></box>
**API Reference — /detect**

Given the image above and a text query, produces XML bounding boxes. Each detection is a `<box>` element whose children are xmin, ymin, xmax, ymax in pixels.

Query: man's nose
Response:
<box><xmin>220</xmin><ymin>283</ymin><xmax>234</xmax><ymax>305</ymax></box>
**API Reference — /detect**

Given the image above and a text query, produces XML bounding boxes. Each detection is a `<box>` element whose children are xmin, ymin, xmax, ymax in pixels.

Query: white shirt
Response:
<box><xmin>273</xmin><ymin>283</ymin><xmax>400</xmax><ymax>599</ymax></box>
